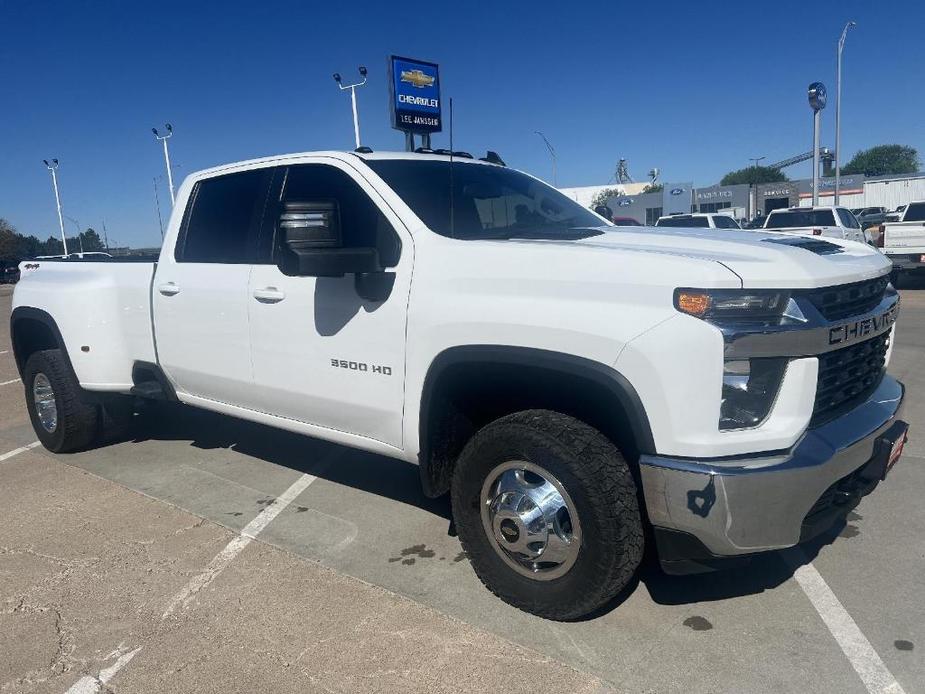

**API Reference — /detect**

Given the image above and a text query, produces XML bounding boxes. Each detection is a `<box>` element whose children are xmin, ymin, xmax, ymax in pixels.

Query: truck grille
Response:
<box><xmin>811</xmin><ymin>331</ymin><xmax>890</xmax><ymax>427</ymax></box>
<box><xmin>805</xmin><ymin>275</ymin><xmax>890</xmax><ymax>321</ymax></box>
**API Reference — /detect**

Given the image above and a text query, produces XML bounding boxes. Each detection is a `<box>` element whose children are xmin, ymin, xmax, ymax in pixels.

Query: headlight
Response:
<box><xmin>674</xmin><ymin>288</ymin><xmax>791</xmax><ymax>324</ymax></box>
<box><xmin>720</xmin><ymin>358</ymin><xmax>788</xmax><ymax>430</ymax></box>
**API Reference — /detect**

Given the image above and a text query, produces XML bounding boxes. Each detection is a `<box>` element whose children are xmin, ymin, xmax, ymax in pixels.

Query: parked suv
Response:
<box><xmin>11</xmin><ymin>150</ymin><xmax>907</xmax><ymax>619</ymax></box>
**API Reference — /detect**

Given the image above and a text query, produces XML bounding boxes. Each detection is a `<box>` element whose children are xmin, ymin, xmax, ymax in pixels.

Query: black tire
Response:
<box><xmin>23</xmin><ymin>349</ymin><xmax>100</xmax><ymax>453</ymax></box>
<box><xmin>451</xmin><ymin>409</ymin><xmax>643</xmax><ymax>620</ymax></box>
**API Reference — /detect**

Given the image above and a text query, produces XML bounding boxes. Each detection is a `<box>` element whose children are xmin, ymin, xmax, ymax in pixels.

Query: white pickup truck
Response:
<box><xmin>763</xmin><ymin>206</ymin><xmax>869</xmax><ymax>244</ymax></box>
<box><xmin>876</xmin><ymin>200</ymin><xmax>925</xmax><ymax>284</ymax></box>
<box><xmin>11</xmin><ymin>150</ymin><xmax>908</xmax><ymax>619</ymax></box>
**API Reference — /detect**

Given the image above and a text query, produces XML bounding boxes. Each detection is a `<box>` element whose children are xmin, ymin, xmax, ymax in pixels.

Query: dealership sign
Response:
<box><xmin>389</xmin><ymin>55</ymin><xmax>442</xmax><ymax>134</ymax></box>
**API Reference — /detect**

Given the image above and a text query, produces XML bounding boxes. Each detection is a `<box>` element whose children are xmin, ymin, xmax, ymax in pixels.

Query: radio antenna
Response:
<box><xmin>449</xmin><ymin>97</ymin><xmax>455</xmax><ymax>239</ymax></box>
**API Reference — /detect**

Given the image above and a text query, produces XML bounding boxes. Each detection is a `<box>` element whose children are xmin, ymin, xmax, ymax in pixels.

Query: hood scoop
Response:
<box><xmin>762</xmin><ymin>237</ymin><xmax>844</xmax><ymax>255</ymax></box>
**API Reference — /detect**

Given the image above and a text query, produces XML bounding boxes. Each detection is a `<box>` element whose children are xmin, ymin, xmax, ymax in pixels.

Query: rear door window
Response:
<box><xmin>837</xmin><ymin>209</ymin><xmax>860</xmax><ymax>229</ymax></box>
<box><xmin>766</xmin><ymin>209</ymin><xmax>836</xmax><ymax>228</ymax></box>
<box><xmin>657</xmin><ymin>216</ymin><xmax>709</xmax><ymax>228</ymax></box>
<box><xmin>904</xmin><ymin>203</ymin><xmax>925</xmax><ymax>222</ymax></box>
<box><xmin>179</xmin><ymin>169</ymin><xmax>272</xmax><ymax>263</ymax></box>
<box><xmin>712</xmin><ymin>216</ymin><xmax>740</xmax><ymax>229</ymax></box>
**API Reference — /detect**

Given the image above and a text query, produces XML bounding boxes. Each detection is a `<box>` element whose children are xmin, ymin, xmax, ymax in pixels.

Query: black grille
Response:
<box><xmin>811</xmin><ymin>331</ymin><xmax>890</xmax><ymax>427</ymax></box>
<box><xmin>805</xmin><ymin>275</ymin><xmax>890</xmax><ymax>321</ymax></box>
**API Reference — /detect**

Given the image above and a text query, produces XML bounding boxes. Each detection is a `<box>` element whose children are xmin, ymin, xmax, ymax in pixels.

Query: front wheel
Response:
<box><xmin>451</xmin><ymin>410</ymin><xmax>643</xmax><ymax>620</ymax></box>
<box><xmin>23</xmin><ymin>349</ymin><xmax>100</xmax><ymax>453</ymax></box>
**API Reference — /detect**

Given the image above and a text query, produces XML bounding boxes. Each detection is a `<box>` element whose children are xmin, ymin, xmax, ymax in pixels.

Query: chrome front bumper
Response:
<box><xmin>639</xmin><ymin>375</ymin><xmax>906</xmax><ymax>560</ymax></box>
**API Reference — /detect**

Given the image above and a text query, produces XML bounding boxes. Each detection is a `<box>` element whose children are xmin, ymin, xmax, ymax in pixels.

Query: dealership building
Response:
<box><xmin>582</xmin><ymin>172</ymin><xmax>925</xmax><ymax>224</ymax></box>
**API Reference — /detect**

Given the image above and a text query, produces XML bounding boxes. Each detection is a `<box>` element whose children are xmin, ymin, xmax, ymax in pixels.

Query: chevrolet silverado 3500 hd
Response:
<box><xmin>11</xmin><ymin>150</ymin><xmax>908</xmax><ymax>619</ymax></box>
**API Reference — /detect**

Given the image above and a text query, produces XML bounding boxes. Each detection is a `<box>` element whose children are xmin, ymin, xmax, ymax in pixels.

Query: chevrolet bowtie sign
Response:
<box><xmin>390</xmin><ymin>55</ymin><xmax>442</xmax><ymax>134</ymax></box>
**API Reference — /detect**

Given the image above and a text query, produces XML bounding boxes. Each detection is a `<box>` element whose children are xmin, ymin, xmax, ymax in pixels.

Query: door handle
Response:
<box><xmin>158</xmin><ymin>282</ymin><xmax>180</xmax><ymax>296</ymax></box>
<box><xmin>253</xmin><ymin>286</ymin><xmax>285</xmax><ymax>303</ymax></box>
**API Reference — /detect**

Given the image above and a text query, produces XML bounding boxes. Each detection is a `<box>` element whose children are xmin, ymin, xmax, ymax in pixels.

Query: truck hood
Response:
<box><xmin>518</xmin><ymin>227</ymin><xmax>891</xmax><ymax>289</ymax></box>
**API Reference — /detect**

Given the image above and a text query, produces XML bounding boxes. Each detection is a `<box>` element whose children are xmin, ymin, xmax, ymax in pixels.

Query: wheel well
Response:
<box><xmin>11</xmin><ymin>314</ymin><xmax>60</xmax><ymax>376</ymax></box>
<box><xmin>418</xmin><ymin>348</ymin><xmax>653</xmax><ymax>498</ymax></box>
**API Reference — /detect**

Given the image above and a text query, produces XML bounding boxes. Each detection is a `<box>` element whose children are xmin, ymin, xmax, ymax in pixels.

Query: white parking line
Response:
<box><xmin>0</xmin><ymin>378</ymin><xmax>20</xmax><ymax>386</ymax></box>
<box><xmin>790</xmin><ymin>554</ymin><xmax>906</xmax><ymax>694</ymax></box>
<box><xmin>0</xmin><ymin>441</ymin><xmax>41</xmax><ymax>462</ymax></box>
<box><xmin>162</xmin><ymin>471</ymin><xmax>319</xmax><ymax>618</ymax></box>
<box><xmin>65</xmin><ymin>646</ymin><xmax>142</xmax><ymax>694</ymax></box>
<box><xmin>0</xmin><ymin>350</ymin><xmax>9</xmax><ymax>355</ymax></box>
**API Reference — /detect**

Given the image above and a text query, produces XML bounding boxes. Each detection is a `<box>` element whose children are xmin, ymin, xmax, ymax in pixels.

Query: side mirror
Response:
<box><xmin>278</xmin><ymin>200</ymin><xmax>380</xmax><ymax>278</ymax></box>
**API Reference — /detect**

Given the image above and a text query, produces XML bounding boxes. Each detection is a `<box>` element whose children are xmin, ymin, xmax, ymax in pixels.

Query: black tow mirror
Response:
<box><xmin>278</xmin><ymin>200</ymin><xmax>380</xmax><ymax>278</ymax></box>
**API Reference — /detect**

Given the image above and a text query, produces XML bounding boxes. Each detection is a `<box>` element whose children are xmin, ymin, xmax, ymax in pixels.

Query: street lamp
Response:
<box><xmin>835</xmin><ymin>20</ymin><xmax>857</xmax><ymax>204</ymax></box>
<box><xmin>808</xmin><ymin>82</ymin><xmax>828</xmax><ymax>206</ymax></box>
<box><xmin>748</xmin><ymin>156</ymin><xmax>765</xmax><ymax>219</ymax></box>
<box><xmin>152</xmin><ymin>124</ymin><xmax>176</xmax><ymax>206</ymax></box>
<box><xmin>63</xmin><ymin>215</ymin><xmax>85</xmax><ymax>254</ymax></box>
<box><xmin>534</xmin><ymin>131</ymin><xmax>558</xmax><ymax>186</ymax></box>
<box><xmin>42</xmin><ymin>159</ymin><xmax>68</xmax><ymax>256</ymax></box>
<box><xmin>333</xmin><ymin>66</ymin><xmax>368</xmax><ymax>150</ymax></box>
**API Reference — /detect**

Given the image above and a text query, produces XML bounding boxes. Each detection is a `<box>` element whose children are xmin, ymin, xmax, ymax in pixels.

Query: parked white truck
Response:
<box><xmin>876</xmin><ymin>200</ymin><xmax>925</xmax><ymax>284</ymax></box>
<box><xmin>763</xmin><ymin>206</ymin><xmax>869</xmax><ymax>244</ymax></box>
<box><xmin>11</xmin><ymin>150</ymin><xmax>908</xmax><ymax>619</ymax></box>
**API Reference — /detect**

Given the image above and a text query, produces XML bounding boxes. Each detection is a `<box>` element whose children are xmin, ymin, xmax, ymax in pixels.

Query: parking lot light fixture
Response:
<box><xmin>333</xmin><ymin>67</ymin><xmax>368</xmax><ymax>150</ymax></box>
<box><xmin>835</xmin><ymin>21</ymin><xmax>857</xmax><ymax>205</ymax></box>
<box><xmin>152</xmin><ymin>124</ymin><xmax>176</xmax><ymax>206</ymax></box>
<box><xmin>43</xmin><ymin>159</ymin><xmax>68</xmax><ymax>256</ymax></box>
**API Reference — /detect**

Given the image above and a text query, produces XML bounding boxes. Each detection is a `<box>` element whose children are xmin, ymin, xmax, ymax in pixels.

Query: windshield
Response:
<box><xmin>656</xmin><ymin>216</ymin><xmax>710</xmax><ymax>228</ymax></box>
<box><xmin>766</xmin><ymin>209</ymin><xmax>836</xmax><ymax>228</ymax></box>
<box><xmin>365</xmin><ymin>159</ymin><xmax>604</xmax><ymax>240</ymax></box>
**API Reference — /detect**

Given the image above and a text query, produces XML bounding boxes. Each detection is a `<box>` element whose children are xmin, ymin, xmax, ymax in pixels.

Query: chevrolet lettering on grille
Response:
<box><xmin>828</xmin><ymin>303</ymin><xmax>898</xmax><ymax>346</ymax></box>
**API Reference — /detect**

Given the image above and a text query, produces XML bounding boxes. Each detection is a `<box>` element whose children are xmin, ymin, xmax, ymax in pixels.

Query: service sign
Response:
<box><xmin>389</xmin><ymin>55</ymin><xmax>442</xmax><ymax>133</ymax></box>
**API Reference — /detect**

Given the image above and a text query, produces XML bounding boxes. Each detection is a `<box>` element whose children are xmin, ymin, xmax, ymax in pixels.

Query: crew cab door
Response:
<box><xmin>246</xmin><ymin>161</ymin><xmax>412</xmax><ymax>448</ymax></box>
<box><xmin>153</xmin><ymin>167</ymin><xmax>273</xmax><ymax>407</ymax></box>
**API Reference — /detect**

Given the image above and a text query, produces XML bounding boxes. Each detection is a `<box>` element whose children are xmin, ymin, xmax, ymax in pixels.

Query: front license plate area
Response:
<box><xmin>866</xmin><ymin>421</ymin><xmax>909</xmax><ymax>481</ymax></box>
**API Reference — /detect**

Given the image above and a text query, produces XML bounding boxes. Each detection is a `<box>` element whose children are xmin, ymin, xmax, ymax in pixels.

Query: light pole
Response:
<box><xmin>152</xmin><ymin>124</ymin><xmax>176</xmax><ymax>206</ymax></box>
<box><xmin>42</xmin><ymin>159</ymin><xmax>69</xmax><ymax>256</ymax></box>
<box><xmin>534</xmin><ymin>131</ymin><xmax>558</xmax><ymax>186</ymax></box>
<box><xmin>153</xmin><ymin>177</ymin><xmax>165</xmax><ymax>239</ymax></box>
<box><xmin>63</xmin><ymin>215</ymin><xmax>85</xmax><ymax>254</ymax></box>
<box><xmin>834</xmin><ymin>20</ymin><xmax>857</xmax><ymax>205</ymax></box>
<box><xmin>808</xmin><ymin>82</ymin><xmax>828</xmax><ymax>206</ymax></box>
<box><xmin>333</xmin><ymin>67</ymin><xmax>368</xmax><ymax>149</ymax></box>
<box><xmin>748</xmin><ymin>156</ymin><xmax>765</xmax><ymax>219</ymax></box>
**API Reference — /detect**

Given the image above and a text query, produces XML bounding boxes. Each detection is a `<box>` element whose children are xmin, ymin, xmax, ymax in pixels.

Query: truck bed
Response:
<box><xmin>13</xmin><ymin>260</ymin><xmax>158</xmax><ymax>391</ymax></box>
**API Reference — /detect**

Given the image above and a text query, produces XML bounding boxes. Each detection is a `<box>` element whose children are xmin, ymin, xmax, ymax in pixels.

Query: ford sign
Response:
<box><xmin>669</xmin><ymin>188</ymin><xmax>685</xmax><ymax>196</ymax></box>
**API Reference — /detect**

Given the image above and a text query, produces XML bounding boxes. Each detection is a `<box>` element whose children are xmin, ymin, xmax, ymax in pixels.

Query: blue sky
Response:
<box><xmin>2</xmin><ymin>0</ymin><xmax>924</xmax><ymax>247</ymax></box>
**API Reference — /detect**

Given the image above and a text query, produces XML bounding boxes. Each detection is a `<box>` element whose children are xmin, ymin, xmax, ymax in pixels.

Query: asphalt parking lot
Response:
<box><xmin>1</xmin><ymin>281</ymin><xmax>923</xmax><ymax>694</ymax></box>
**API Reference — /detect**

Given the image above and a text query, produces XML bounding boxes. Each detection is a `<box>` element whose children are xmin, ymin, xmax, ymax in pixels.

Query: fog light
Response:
<box><xmin>720</xmin><ymin>358</ymin><xmax>788</xmax><ymax>430</ymax></box>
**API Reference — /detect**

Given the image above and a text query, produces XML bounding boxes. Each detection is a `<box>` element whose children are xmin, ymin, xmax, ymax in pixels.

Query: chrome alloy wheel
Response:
<box><xmin>480</xmin><ymin>461</ymin><xmax>581</xmax><ymax>580</ymax></box>
<box><xmin>33</xmin><ymin>373</ymin><xmax>58</xmax><ymax>433</ymax></box>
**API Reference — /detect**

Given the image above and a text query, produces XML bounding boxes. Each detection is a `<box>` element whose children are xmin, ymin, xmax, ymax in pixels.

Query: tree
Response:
<box><xmin>841</xmin><ymin>145</ymin><xmax>919</xmax><ymax>177</ymax></box>
<box><xmin>720</xmin><ymin>166</ymin><xmax>788</xmax><ymax>186</ymax></box>
<box><xmin>589</xmin><ymin>187</ymin><xmax>624</xmax><ymax>209</ymax></box>
<box><xmin>0</xmin><ymin>219</ymin><xmax>19</xmax><ymax>261</ymax></box>
<box><xmin>642</xmin><ymin>183</ymin><xmax>663</xmax><ymax>194</ymax></box>
<box><xmin>79</xmin><ymin>228</ymin><xmax>105</xmax><ymax>252</ymax></box>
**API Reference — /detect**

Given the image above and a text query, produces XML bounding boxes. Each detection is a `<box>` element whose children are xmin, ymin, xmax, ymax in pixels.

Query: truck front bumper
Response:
<box><xmin>639</xmin><ymin>375</ymin><xmax>907</xmax><ymax>574</ymax></box>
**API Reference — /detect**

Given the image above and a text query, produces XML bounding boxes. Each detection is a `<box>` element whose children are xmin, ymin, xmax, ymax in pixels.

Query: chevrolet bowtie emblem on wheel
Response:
<box><xmin>400</xmin><ymin>69</ymin><xmax>435</xmax><ymax>88</ymax></box>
